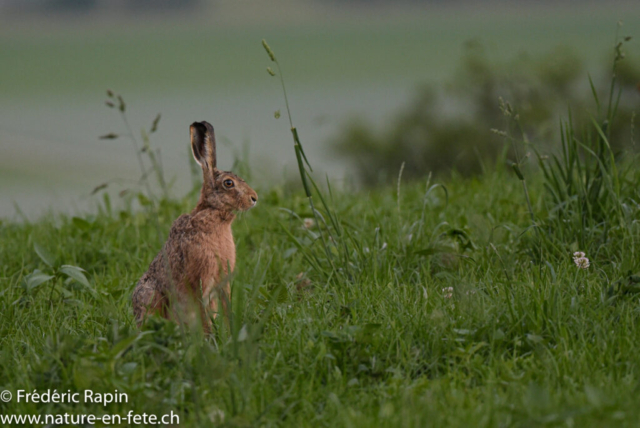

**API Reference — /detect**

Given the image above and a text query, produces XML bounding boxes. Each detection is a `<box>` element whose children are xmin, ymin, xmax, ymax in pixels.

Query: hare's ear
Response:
<box><xmin>189</xmin><ymin>121</ymin><xmax>217</xmax><ymax>170</ymax></box>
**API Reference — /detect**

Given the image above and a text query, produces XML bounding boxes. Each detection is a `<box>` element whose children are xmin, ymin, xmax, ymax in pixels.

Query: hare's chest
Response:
<box><xmin>202</xmin><ymin>226</ymin><xmax>235</xmax><ymax>273</ymax></box>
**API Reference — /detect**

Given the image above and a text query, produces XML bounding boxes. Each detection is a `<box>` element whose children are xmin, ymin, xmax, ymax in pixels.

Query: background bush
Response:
<box><xmin>333</xmin><ymin>43</ymin><xmax>640</xmax><ymax>185</ymax></box>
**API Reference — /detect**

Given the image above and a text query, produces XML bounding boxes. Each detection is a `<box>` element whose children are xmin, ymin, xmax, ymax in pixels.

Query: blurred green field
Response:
<box><xmin>3</xmin><ymin>4</ymin><xmax>639</xmax><ymax>96</ymax></box>
<box><xmin>1</xmin><ymin>1</ymin><xmax>639</xmax><ymax>219</ymax></box>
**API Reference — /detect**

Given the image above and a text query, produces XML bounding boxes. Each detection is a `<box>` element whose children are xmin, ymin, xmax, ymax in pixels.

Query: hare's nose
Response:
<box><xmin>251</xmin><ymin>195</ymin><xmax>257</xmax><ymax>205</ymax></box>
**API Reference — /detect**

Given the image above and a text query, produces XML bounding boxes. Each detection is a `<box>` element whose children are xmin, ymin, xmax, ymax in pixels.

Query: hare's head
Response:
<box><xmin>190</xmin><ymin>121</ymin><xmax>258</xmax><ymax>213</ymax></box>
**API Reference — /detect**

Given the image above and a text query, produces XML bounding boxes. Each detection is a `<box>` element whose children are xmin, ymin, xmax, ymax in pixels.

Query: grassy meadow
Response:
<box><xmin>2</xmin><ymin>160</ymin><xmax>640</xmax><ymax>426</ymax></box>
<box><xmin>2</xmin><ymin>3</ymin><xmax>640</xmax><ymax>427</ymax></box>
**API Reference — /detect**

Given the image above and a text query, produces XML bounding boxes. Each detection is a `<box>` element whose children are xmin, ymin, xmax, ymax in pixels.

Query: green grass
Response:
<box><xmin>1</xmin><ymin>160</ymin><xmax>640</xmax><ymax>426</ymax></box>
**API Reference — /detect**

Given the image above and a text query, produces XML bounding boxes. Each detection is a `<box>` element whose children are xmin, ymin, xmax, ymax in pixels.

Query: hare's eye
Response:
<box><xmin>223</xmin><ymin>179</ymin><xmax>235</xmax><ymax>188</ymax></box>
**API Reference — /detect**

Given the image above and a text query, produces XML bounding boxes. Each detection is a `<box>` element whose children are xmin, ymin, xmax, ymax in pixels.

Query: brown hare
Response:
<box><xmin>132</xmin><ymin>121</ymin><xmax>258</xmax><ymax>331</ymax></box>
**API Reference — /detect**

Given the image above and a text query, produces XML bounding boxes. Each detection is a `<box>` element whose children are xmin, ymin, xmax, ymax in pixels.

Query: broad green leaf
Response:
<box><xmin>60</xmin><ymin>265</ymin><xmax>96</xmax><ymax>298</ymax></box>
<box><xmin>54</xmin><ymin>284</ymin><xmax>74</xmax><ymax>298</ymax></box>
<box><xmin>25</xmin><ymin>271</ymin><xmax>54</xmax><ymax>292</ymax></box>
<box><xmin>34</xmin><ymin>242</ymin><xmax>55</xmax><ymax>267</ymax></box>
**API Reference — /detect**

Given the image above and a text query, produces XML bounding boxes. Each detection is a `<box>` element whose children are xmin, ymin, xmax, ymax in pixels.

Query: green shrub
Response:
<box><xmin>333</xmin><ymin>42</ymin><xmax>639</xmax><ymax>185</ymax></box>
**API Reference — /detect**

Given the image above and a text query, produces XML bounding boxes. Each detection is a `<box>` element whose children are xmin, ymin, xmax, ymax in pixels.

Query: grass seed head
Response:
<box><xmin>117</xmin><ymin>95</ymin><xmax>126</xmax><ymax>112</ymax></box>
<box><xmin>262</xmin><ymin>39</ymin><xmax>276</xmax><ymax>62</ymax></box>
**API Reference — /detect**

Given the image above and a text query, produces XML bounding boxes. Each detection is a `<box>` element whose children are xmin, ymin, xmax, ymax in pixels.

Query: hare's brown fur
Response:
<box><xmin>132</xmin><ymin>121</ymin><xmax>257</xmax><ymax>330</ymax></box>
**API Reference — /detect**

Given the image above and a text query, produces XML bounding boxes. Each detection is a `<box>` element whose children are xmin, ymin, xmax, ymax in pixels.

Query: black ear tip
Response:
<box><xmin>190</xmin><ymin>121</ymin><xmax>214</xmax><ymax>134</ymax></box>
<box><xmin>201</xmin><ymin>121</ymin><xmax>214</xmax><ymax>134</ymax></box>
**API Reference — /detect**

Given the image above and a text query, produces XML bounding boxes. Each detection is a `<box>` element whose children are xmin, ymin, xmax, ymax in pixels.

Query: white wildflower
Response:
<box><xmin>574</xmin><ymin>257</ymin><xmax>590</xmax><ymax>269</ymax></box>
<box><xmin>303</xmin><ymin>218</ymin><xmax>315</xmax><ymax>229</ymax></box>
<box><xmin>208</xmin><ymin>408</ymin><xmax>225</xmax><ymax>423</ymax></box>
<box><xmin>442</xmin><ymin>287</ymin><xmax>454</xmax><ymax>299</ymax></box>
<box><xmin>572</xmin><ymin>251</ymin><xmax>590</xmax><ymax>269</ymax></box>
